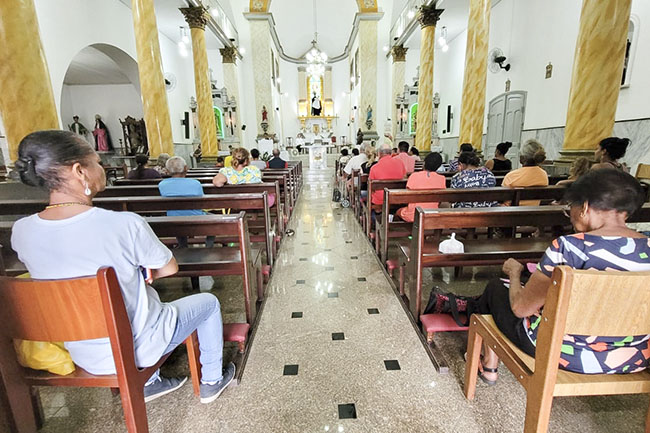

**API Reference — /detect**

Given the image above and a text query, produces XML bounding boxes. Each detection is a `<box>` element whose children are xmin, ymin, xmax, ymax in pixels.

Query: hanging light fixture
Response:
<box><xmin>438</xmin><ymin>26</ymin><xmax>448</xmax><ymax>48</ymax></box>
<box><xmin>178</xmin><ymin>26</ymin><xmax>190</xmax><ymax>57</ymax></box>
<box><xmin>305</xmin><ymin>0</ymin><xmax>328</xmax><ymax>80</ymax></box>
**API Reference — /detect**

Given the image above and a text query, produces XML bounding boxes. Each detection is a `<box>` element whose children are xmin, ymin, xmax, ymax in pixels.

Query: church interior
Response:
<box><xmin>1</xmin><ymin>0</ymin><xmax>650</xmax><ymax>432</ymax></box>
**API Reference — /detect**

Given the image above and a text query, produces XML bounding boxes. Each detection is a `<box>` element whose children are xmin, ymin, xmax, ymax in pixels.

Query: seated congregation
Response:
<box><xmin>335</xmin><ymin>134</ymin><xmax>650</xmax><ymax>430</ymax></box>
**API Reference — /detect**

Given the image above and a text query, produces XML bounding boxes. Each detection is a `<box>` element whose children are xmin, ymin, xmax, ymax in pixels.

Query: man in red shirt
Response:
<box><xmin>395</xmin><ymin>141</ymin><xmax>415</xmax><ymax>174</ymax></box>
<box><xmin>369</xmin><ymin>142</ymin><xmax>407</xmax><ymax>205</ymax></box>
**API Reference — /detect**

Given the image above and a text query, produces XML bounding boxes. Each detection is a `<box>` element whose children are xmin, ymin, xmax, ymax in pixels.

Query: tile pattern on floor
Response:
<box><xmin>33</xmin><ymin>162</ymin><xmax>648</xmax><ymax>432</ymax></box>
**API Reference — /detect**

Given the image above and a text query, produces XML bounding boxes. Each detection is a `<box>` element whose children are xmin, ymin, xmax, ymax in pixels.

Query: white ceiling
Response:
<box><xmin>64</xmin><ymin>46</ymin><xmax>133</xmax><ymax>85</ymax></box>
<box><xmin>404</xmin><ymin>0</ymin><xmax>469</xmax><ymax>50</ymax></box>
<box><xmin>270</xmin><ymin>0</ymin><xmax>360</xmax><ymax>58</ymax></box>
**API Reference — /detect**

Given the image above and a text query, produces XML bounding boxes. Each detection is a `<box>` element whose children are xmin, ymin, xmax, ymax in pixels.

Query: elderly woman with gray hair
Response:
<box><xmin>502</xmin><ymin>139</ymin><xmax>549</xmax><ymax>206</ymax></box>
<box><xmin>154</xmin><ymin>153</ymin><xmax>171</xmax><ymax>175</ymax></box>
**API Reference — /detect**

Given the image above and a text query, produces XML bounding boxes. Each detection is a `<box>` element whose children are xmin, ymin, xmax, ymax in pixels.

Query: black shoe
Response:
<box><xmin>143</xmin><ymin>376</ymin><xmax>187</xmax><ymax>402</ymax></box>
<box><xmin>200</xmin><ymin>362</ymin><xmax>236</xmax><ymax>404</ymax></box>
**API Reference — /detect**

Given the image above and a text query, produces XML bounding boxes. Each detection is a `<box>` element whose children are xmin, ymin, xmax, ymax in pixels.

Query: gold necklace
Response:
<box><xmin>45</xmin><ymin>202</ymin><xmax>90</xmax><ymax>209</ymax></box>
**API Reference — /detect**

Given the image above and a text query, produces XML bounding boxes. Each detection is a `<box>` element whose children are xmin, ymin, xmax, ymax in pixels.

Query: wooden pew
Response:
<box><xmin>362</xmin><ymin>179</ymin><xmax>407</xmax><ymax>237</ymax></box>
<box><xmin>97</xmin><ymin>182</ymin><xmax>284</xmax><ymax>236</ymax></box>
<box><xmin>0</xmin><ymin>194</ymin><xmax>276</xmax><ymax>268</ymax></box>
<box><xmin>402</xmin><ymin>203</ymin><xmax>650</xmax><ymax>322</ymax></box>
<box><xmin>113</xmin><ymin>174</ymin><xmax>294</xmax><ymax>223</ymax></box>
<box><xmin>377</xmin><ymin>186</ymin><xmax>569</xmax><ymax>266</ymax></box>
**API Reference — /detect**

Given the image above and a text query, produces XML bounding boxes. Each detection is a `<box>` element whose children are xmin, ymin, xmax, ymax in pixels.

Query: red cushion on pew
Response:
<box><xmin>262</xmin><ymin>265</ymin><xmax>271</xmax><ymax>276</ymax></box>
<box><xmin>420</xmin><ymin>313</ymin><xmax>469</xmax><ymax>333</ymax></box>
<box><xmin>369</xmin><ymin>232</ymin><xmax>375</xmax><ymax>240</ymax></box>
<box><xmin>386</xmin><ymin>259</ymin><xmax>398</xmax><ymax>271</ymax></box>
<box><xmin>223</xmin><ymin>323</ymin><xmax>250</xmax><ymax>343</ymax></box>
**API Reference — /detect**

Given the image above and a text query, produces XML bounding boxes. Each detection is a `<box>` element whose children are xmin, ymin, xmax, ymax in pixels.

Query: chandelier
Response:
<box><xmin>305</xmin><ymin>0</ymin><xmax>327</xmax><ymax>79</ymax></box>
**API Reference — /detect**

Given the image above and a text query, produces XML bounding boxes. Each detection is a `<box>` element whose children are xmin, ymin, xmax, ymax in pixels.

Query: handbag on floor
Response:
<box><xmin>332</xmin><ymin>187</ymin><xmax>341</xmax><ymax>202</ymax></box>
<box><xmin>423</xmin><ymin>286</ymin><xmax>481</xmax><ymax>327</ymax></box>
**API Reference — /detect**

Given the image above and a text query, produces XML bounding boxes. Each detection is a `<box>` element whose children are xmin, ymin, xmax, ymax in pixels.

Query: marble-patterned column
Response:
<box><xmin>249</xmin><ymin>19</ymin><xmax>275</xmax><ymax>137</ymax></box>
<box><xmin>458</xmin><ymin>0</ymin><xmax>490</xmax><ymax>150</ymax></box>
<box><xmin>359</xmin><ymin>19</ymin><xmax>379</xmax><ymax>141</ymax></box>
<box><xmin>391</xmin><ymin>45</ymin><xmax>407</xmax><ymax>139</ymax></box>
<box><xmin>220</xmin><ymin>47</ymin><xmax>242</xmax><ymax>143</ymax></box>
<box><xmin>182</xmin><ymin>7</ymin><xmax>219</xmax><ymax>157</ymax></box>
<box><xmin>415</xmin><ymin>5</ymin><xmax>443</xmax><ymax>151</ymax></box>
<box><xmin>131</xmin><ymin>0</ymin><xmax>174</xmax><ymax>157</ymax></box>
<box><xmin>561</xmin><ymin>0</ymin><xmax>632</xmax><ymax>155</ymax></box>
<box><xmin>0</xmin><ymin>0</ymin><xmax>59</xmax><ymax>162</ymax></box>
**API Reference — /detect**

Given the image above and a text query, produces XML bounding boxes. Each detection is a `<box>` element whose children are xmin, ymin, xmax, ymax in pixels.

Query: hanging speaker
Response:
<box><xmin>446</xmin><ymin>105</ymin><xmax>453</xmax><ymax>133</ymax></box>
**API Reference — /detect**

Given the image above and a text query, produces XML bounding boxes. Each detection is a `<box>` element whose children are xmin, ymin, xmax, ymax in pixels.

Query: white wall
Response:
<box><xmin>34</xmin><ymin>0</ymin><xmax>196</xmax><ymax>148</ymax></box>
<box><xmin>61</xmin><ymin>84</ymin><xmax>142</xmax><ymax>148</ymax></box>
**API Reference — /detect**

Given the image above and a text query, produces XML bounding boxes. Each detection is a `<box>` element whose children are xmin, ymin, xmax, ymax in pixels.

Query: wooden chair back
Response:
<box><xmin>0</xmin><ymin>268</ymin><xmax>200</xmax><ymax>432</ymax></box>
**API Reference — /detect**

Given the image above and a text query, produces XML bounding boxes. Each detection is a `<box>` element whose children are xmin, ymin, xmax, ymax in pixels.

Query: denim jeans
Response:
<box><xmin>147</xmin><ymin>293</ymin><xmax>224</xmax><ymax>385</ymax></box>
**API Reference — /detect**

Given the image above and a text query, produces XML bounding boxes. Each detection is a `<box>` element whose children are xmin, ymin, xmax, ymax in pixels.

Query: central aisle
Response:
<box><xmin>205</xmin><ymin>167</ymin><xmax>463</xmax><ymax>431</ymax></box>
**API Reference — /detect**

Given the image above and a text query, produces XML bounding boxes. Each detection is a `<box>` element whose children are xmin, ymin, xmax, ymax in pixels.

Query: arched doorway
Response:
<box><xmin>60</xmin><ymin>44</ymin><xmax>142</xmax><ymax>157</ymax></box>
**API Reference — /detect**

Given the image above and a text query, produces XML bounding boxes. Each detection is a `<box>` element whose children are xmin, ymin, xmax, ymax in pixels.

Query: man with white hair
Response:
<box><xmin>343</xmin><ymin>144</ymin><xmax>368</xmax><ymax>176</ymax></box>
<box><xmin>369</xmin><ymin>140</ymin><xmax>406</xmax><ymax>206</ymax></box>
<box><xmin>158</xmin><ymin>156</ymin><xmax>204</xmax><ymax>217</ymax></box>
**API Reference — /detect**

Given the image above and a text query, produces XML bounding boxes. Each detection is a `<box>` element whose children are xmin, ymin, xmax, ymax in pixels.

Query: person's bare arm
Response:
<box><xmin>503</xmin><ymin>258</ymin><xmax>551</xmax><ymax>318</ymax></box>
<box><xmin>212</xmin><ymin>173</ymin><xmax>227</xmax><ymax>187</ymax></box>
<box><xmin>151</xmin><ymin>257</ymin><xmax>178</xmax><ymax>280</ymax></box>
<box><xmin>485</xmin><ymin>159</ymin><xmax>494</xmax><ymax>171</ymax></box>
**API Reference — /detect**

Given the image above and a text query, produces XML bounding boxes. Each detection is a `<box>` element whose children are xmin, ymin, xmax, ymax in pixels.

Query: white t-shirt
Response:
<box><xmin>343</xmin><ymin>153</ymin><xmax>368</xmax><ymax>175</ymax></box>
<box><xmin>11</xmin><ymin>207</ymin><xmax>176</xmax><ymax>375</ymax></box>
<box><xmin>250</xmin><ymin>160</ymin><xmax>267</xmax><ymax>171</ymax></box>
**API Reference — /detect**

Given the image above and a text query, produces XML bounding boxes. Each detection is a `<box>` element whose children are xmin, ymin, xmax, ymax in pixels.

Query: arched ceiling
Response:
<box><xmin>249</xmin><ymin>0</ymin><xmax>377</xmax><ymax>13</ymax></box>
<box><xmin>269</xmin><ymin>0</ymin><xmax>361</xmax><ymax>58</ymax></box>
<box><xmin>64</xmin><ymin>45</ymin><xmax>136</xmax><ymax>85</ymax></box>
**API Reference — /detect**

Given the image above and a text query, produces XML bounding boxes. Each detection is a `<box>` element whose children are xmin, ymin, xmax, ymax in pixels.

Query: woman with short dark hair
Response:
<box><xmin>395</xmin><ymin>152</ymin><xmax>446</xmax><ymax>222</ymax></box>
<box><xmin>591</xmin><ymin>137</ymin><xmax>630</xmax><ymax>172</ymax></box>
<box><xmin>11</xmin><ymin>130</ymin><xmax>235</xmax><ymax>403</ymax></box>
<box><xmin>450</xmin><ymin>151</ymin><xmax>497</xmax><ymax>208</ymax></box>
<box><xmin>472</xmin><ymin>169</ymin><xmax>650</xmax><ymax>384</ymax></box>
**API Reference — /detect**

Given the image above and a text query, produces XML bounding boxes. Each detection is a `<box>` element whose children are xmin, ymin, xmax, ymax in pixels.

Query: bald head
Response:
<box><xmin>273</xmin><ymin>148</ymin><xmax>280</xmax><ymax>157</ymax></box>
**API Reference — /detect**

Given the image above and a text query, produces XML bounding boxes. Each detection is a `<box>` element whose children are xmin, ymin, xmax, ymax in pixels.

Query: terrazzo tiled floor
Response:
<box><xmin>29</xmin><ymin>164</ymin><xmax>648</xmax><ymax>432</ymax></box>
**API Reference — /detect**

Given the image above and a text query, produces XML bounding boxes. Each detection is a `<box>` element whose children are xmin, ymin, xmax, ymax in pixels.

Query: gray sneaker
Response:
<box><xmin>143</xmin><ymin>376</ymin><xmax>188</xmax><ymax>402</ymax></box>
<box><xmin>200</xmin><ymin>362</ymin><xmax>236</xmax><ymax>404</ymax></box>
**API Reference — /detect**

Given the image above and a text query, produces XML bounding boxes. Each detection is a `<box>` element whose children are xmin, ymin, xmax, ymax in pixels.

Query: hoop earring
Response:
<box><xmin>84</xmin><ymin>182</ymin><xmax>91</xmax><ymax>196</ymax></box>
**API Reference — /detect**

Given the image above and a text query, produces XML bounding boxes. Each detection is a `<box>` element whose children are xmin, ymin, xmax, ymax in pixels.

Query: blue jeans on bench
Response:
<box><xmin>147</xmin><ymin>293</ymin><xmax>224</xmax><ymax>384</ymax></box>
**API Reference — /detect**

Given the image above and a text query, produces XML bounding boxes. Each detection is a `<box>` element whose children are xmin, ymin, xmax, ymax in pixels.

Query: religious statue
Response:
<box><xmin>92</xmin><ymin>114</ymin><xmax>113</xmax><ymax>152</ymax></box>
<box><xmin>262</xmin><ymin>105</ymin><xmax>268</xmax><ymax>122</ymax></box>
<box><xmin>365</xmin><ymin>105</ymin><xmax>374</xmax><ymax>130</ymax></box>
<box><xmin>68</xmin><ymin>116</ymin><xmax>88</xmax><ymax>137</ymax></box>
<box><xmin>311</xmin><ymin>93</ymin><xmax>322</xmax><ymax>116</ymax></box>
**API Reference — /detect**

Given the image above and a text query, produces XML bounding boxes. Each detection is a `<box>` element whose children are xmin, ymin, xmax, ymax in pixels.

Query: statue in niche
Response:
<box><xmin>262</xmin><ymin>105</ymin><xmax>268</xmax><ymax>122</ymax></box>
<box><xmin>365</xmin><ymin>105</ymin><xmax>373</xmax><ymax>130</ymax></box>
<box><xmin>120</xmin><ymin>116</ymin><xmax>147</xmax><ymax>156</ymax></box>
<box><xmin>311</xmin><ymin>93</ymin><xmax>322</xmax><ymax>116</ymax></box>
<box><xmin>68</xmin><ymin>115</ymin><xmax>89</xmax><ymax>138</ymax></box>
<box><xmin>93</xmin><ymin>114</ymin><xmax>113</xmax><ymax>152</ymax></box>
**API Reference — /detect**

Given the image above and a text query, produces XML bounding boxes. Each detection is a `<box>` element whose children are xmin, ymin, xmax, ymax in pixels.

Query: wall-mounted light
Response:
<box><xmin>442</xmin><ymin>44</ymin><xmax>449</xmax><ymax>53</ymax></box>
<box><xmin>239</xmin><ymin>47</ymin><xmax>246</xmax><ymax>55</ymax></box>
<box><xmin>210</xmin><ymin>8</ymin><xmax>219</xmax><ymax>17</ymax></box>
<box><xmin>383</xmin><ymin>45</ymin><xmax>389</xmax><ymax>53</ymax></box>
<box><xmin>178</xmin><ymin>27</ymin><xmax>189</xmax><ymax>57</ymax></box>
<box><xmin>407</xmin><ymin>9</ymin><xmax>415</xmax><ymax>19</ymax></box>
<box><xmin>277</xmin><ymin>77</ymin><xmax>282</xmax><ymax>84</ymax></box>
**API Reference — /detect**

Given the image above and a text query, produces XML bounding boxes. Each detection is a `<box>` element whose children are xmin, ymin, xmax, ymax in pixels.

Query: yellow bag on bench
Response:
<box><xmin>12</xmin><ymin>273</ymin><xmax>76</xmax><ymax>376</ymax></box>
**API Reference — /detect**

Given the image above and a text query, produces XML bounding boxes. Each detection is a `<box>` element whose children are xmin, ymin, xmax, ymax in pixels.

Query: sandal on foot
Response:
<box><xmin>478</xmin><ymin>364</ymin><xmax>498</xmax><ymax>386</ymax></box>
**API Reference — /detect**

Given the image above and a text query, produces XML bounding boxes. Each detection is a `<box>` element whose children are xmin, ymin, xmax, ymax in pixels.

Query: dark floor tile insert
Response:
<box><xmin>346</xmin><ymin>241</ymin><xmax>353</xmax><ymax>244</ymax></box>
<box><xmin>384</xmin><ymin>360</ymin><xmax>401</xmax><ymax>371</ymax></box>
<box><xmin>324</xmin><ymin>248</ymin><xmax>332</xmax><ymax>251</ymax></box>
<box><xmin>338</xmin><ymin>403</ymin><xmax>357</xmax><ymax>419</ymax></box>
<box><xmin>357</xmin><ymin>277</ymin><xmax>366</xmax><ymax>282</ymax></box>
<box><xmin>350</xmin><ymin>256</ymin><xmax>358</xmax><ymax>260</ymax></box>
<box><xmin>326</xmin><ymin>267</ymin><xmax>335</xmax><ymax>271</ymax></box>
<box><xmin>331</xmin><ymin>332</ymin><xmax>345</xmax><ymax>341</ymax></box>
<box><xmin>283</xmin><ymin>364</ymin><xmax>299</xmax><ymax>376</ymax></box>
<box><xmin>367</xmin><ymin>308</ymin><xmax>380</xmax><ymax>315</ymax></box>
<box><xmin>299</xmin><ymin>258</ymin><xmax>308</xmax><ymax>261</ymax></box>
<box><xmin>328</xmin><ymin>292</ymin><xmax>339</xmax><ymax>298</ymax></box>
<box><xmin>301</xmin><ymin>242</ymin><xmax>309</xmax><ymax>245</ymax></box>
<box><xmin>296</xmin><ymin>280</ymin><xmax>306</xmax><ymax>284</ymax></box>
<box><xmin>291</xmin><ymin>312</ymin><xmax>303</xmax><ymax>318</ymax></box>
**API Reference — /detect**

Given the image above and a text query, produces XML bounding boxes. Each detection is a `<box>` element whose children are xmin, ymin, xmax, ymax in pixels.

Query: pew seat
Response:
<box><xmin>420</xmin><ymin>313</ymin><xmax>469</xmax><ymax>344</ymax></box>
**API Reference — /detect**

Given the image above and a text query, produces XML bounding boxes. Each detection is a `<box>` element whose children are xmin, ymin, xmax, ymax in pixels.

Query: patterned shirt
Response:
<box><xmin>526</xmin><ymin>233</ymin><xmax>650</xmax><ymax>374</ymax></box>
<box><xmin>219</xmin><ymin>166</ymin><xmax>262</xmax><ymax>185</ymax></box>
<box><xmin>450</xmin><ymin>167</ymin><xmax>498</xmax><ymax>208</ymax></box>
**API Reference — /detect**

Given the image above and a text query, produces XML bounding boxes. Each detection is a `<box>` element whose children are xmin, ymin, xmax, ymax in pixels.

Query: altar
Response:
<box><xmin>308</xmin><ymin>145</ymin><xmax>329</xmax><ymax>169</ymax></box>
